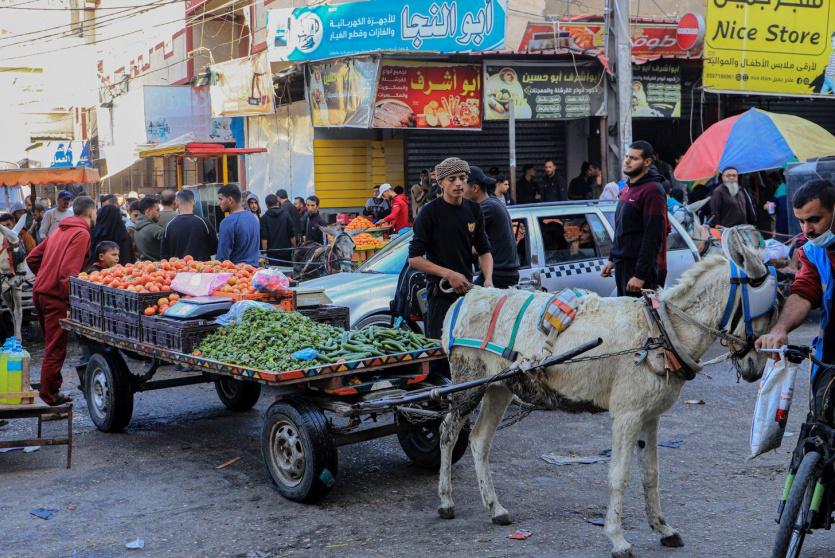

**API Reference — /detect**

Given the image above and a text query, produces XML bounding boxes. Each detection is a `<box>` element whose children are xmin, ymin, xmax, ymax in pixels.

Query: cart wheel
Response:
<box><xmin>214</xmin><ymin>377</ymin><xmax>262</xmax><ymax>411</ymax></box>
<box><xmin>261</xmin><ymin>398</ymin><xmax>338</xmax><ymax>503</ymax></box>
<box><xmin>396</xmin><ymin>416</ymin><xmax>470</xmax><ymax>470</ymax></box>
<box><xmin>84</xmin><ymin>352</ymin><xmax>134</xmax><ymax>433</ymax></box>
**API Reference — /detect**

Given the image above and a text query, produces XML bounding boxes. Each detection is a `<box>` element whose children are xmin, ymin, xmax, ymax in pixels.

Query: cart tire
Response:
<box><xmin>261</xmin><ymin>398</ymin><xmax>338</xmax><ymax>503</ymax></box>
<box><xmin>84</xmin><ymin>352</ymin><xmax>134</xmax><ymax>433</ymax></box>
<box><xmin>214</xmin><ymin>377</ymin><xmax>262</xmax><ymax>411</ymax></box>
<box><xmin>396</xmin><ymin>417</ymin><xmax>470</xmax><ymax>470</ymax></box>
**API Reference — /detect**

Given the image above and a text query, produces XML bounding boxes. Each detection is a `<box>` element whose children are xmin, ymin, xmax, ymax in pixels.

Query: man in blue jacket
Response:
<box><xmin>216</xmin><ymin>184</ymin><xmax>260</xmax><ymax>265</ymax></box>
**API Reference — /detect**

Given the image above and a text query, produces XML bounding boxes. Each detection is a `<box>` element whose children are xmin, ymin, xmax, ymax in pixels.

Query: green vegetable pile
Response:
<box><xmin>195</xmin><ymin>308</ymin><xmax>439</xmax><ymax>371</ymax></box>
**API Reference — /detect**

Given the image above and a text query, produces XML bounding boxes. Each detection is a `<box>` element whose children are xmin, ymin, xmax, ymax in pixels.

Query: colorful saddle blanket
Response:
<box><xmin>448</xmin><ymin>288</ymin><xmax>588</xmax><ymax>361</ymax></box>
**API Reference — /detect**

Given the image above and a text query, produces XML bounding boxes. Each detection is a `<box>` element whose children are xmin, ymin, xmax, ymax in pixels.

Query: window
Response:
<box><xmin>512</xmin><ymin>218</ymin><xmax>531</xmax><ymax>268</ymax></box>
<box><xmin>538</xmin><ymin>214</ymin><xmax>612</xmax><ymax>265</ymax></box>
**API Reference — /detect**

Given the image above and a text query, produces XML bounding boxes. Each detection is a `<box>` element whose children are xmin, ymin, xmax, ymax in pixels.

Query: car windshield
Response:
<box><xmin>358</xmin><ymin>231</ymin><xmax>412</xmax><ymax>274</ymax></box>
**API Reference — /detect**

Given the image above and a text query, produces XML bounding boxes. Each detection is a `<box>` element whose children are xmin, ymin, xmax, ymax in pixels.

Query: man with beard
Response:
<box><xmin>601</xmin><ymin>141</ymin><xmax>667</xmax><ymax>297</ymax></box>
<box><xmin>709</xmin><ymin>166</ymin><xmax>757</xmax><ymax>228</ymax></box>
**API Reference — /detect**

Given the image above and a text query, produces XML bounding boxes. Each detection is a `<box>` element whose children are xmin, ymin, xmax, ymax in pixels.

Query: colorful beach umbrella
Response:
<box><xmin>674</xmin><ymin>108</ymin><xmax>835</xmax><ymax>181</ymax></box>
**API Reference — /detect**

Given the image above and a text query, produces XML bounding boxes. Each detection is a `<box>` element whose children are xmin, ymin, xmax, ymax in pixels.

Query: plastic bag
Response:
<box><xmin>750</xmin><ymin>356</ymin><xmax>797</xmax><ymax>459</ymax></box>
<box><xmin>171</xmin><ymin>272</ymin><xmax>232</xmax><ymax>297</ymax></box>
<box><xmin>763</xmin><ymin>239</ymin><xmax>791</xmax><ymax>264</ymax></box>
<box><xmin>215</xmin><ymin>300</ymin><xmax>278</xmax><ymax>326</ymax></box>
<box><xmin>252</xmin><ymin>268</ymin><xmax>290</xmax><ymax>294</ymax></box>
<box><xmin>291</xmin><ymin>348</ymin><xmax>319</xmax><ymax>361</ymax></box>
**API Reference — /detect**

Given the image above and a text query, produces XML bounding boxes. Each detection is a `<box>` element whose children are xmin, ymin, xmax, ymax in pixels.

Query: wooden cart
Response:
<box><xmin>61</xmin><ymin>319</ymin><xmax>467</xmax><ymax>503</ymax></box>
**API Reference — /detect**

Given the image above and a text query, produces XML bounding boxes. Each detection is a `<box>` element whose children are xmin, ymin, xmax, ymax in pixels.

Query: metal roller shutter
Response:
<box><xmin>404</xmin><ymin>119</ymin><xmax>567</xmax><ymax>185</ymax></box>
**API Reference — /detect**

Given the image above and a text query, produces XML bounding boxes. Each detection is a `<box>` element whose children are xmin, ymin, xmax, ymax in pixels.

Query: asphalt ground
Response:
<box><xmin>1</xmin><ymin>319</ymin><xmax>832</xmax><ymax>558</ymax></box>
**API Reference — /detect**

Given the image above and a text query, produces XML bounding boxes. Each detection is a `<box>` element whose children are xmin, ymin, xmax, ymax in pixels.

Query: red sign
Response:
<box><xmin>372</xmin><ymin>61</ymin><xmax>482</xmax><ymax>129</ymax></box>
<box><xmin>676</xmin><ymin>13</ymin><xmax>705</xmax><ymax>51</ymax></box>
<box><xmin>518</xmin><ymin>19</ymin><xmax>701</xmax><ymax>59</ymax></box>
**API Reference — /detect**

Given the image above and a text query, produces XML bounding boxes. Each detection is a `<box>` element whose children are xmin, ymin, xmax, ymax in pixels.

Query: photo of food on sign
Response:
<box><xmin>372</xmin><ymin>61</ymin><xmax>482</xmax><ymax>129</ymax></box>
<box><xmin>484</xmin><ymin>67</ymin><xmax>532</xmax><ymax>119</ymax></box>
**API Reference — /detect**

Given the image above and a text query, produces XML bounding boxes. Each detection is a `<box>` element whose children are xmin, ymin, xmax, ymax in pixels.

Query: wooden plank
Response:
<box><xmin>0</xmin><ymin>438</ymin><xmax>68</xmax><ymax>448</ymax></box>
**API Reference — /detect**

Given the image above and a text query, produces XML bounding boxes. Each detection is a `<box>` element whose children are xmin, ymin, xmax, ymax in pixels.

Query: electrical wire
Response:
<box><xmin>0</xmin><ymin>0</ymin><xmax>182</xmax><ymax>47</ymax></box>
<box><xmin>1</xmin><ymin>0</ymin><xmax>185</xmax><ymax>9</ymax></box>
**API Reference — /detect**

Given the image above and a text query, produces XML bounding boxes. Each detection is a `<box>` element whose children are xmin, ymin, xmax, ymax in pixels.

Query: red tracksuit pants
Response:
<box><xmin>33</xmin><ymin>293</ymin><xmax>69</xmax><ymax>402</ymax></box>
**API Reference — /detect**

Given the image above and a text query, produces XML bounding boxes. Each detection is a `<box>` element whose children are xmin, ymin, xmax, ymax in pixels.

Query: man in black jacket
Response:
<box><xmin>160</xmin><ymin>190</ymin><xmax>218</xmax><ymax>261</ymax></box>
<box><xmin>276</xmin><ymin>189</ymin><xmax>301</xmax><ymax>243</ymax></box>
<box><xmin>541</xmin><ymin>159</ymin><xmax>567</xmax><ymax>202</ymax></box>
<box><xmin>261</xmin><ymin>194</ymin><xmax>296</xmax><ymax>265</ymax></box>
<box><xmin>601</xmin><ymin>141</ymin><xmax>667</xmax><ymax>296</ymax></box>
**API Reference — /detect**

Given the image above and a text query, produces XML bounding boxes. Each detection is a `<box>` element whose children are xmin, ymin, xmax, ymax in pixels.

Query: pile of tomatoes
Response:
<box><xmin>78</xmin><ymin>256</ymin><xmax>260</xmax><ymax>297</ymax></box>
<box><xmin>144</xmin><ymin>294</ymin><xmax>181</xmax><ymax>316</ymax></box>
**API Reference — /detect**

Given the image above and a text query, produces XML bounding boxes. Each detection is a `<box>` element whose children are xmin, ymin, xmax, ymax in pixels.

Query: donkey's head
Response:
<box><xmin>720</xmin><ymin>226</ymin><xmax>781</xmax><ymax>382</ymax></box>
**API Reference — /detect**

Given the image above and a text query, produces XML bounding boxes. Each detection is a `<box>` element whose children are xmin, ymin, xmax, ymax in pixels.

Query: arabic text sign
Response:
<box><xmin>632</xmin><ymin>62</ymin><xmax>681</xmax><ymax>118</ymax></box>
<box><xmin>373</xmin><ymin>61</ymin><xmax>481</xmax><ymax>129</ymax></box>
<box><xmin>703</xmin><ymin>0</ymin><xmax>835</xmax><ymax>96</ymax></box>
<box><xmin>518</xmin><ymin>20</ymin><xmax>699</xmax><ymax>58</ymax></box>
<box><xmin>307</xmin><ymin>57</ymin><xmax>379</xmax><ymax>128</ymax></box>
<box><xmin>483</xmin><ymin>62</ymin><xmax>606</xmax><ymax>121</ymax></box>
<box><xmin>267</xmin><ymin>0</ymin><xmax>506</xmax><ymax>62</ymax></box>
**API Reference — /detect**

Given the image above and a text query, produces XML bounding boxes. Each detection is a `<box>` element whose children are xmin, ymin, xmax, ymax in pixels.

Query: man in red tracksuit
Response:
<box><xmin>378</xmin><ymin>184</ymin><xmax>410</xmax><ymax>233</ymax></box>
<box><xmin>27</xmin><ymin>196</ymin><xmax>96</xmax><ymax>405</ymax></box>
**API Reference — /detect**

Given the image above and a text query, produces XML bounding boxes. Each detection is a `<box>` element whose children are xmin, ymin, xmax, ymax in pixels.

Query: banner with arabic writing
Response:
<box><xmin>373</xmin><ymin>61</ymin><xmax>482</xmax><ymax>129</ymax></box>
<box><xmin>306</xmin><ymin>57</ymin><xmax>379</xmax><ymax>128</ymax></box>
<box><xmin>266</xmin><ymin>0</ymin><xmax>506</xmax><ymax>62</ymax></box>
<box><xmin>483</xmin><ymin>62</ymin><xmax>606</xmax><ymax>120</ymax></box>
<box><xmin>632</xmin><ymin>62</ymin><xmax>681</xmax><ymax>118</ymax></box>
<box><xmin>704</xmin><ymin>0</ymin><xmax>835</xmax><ymax>97</ymax></box>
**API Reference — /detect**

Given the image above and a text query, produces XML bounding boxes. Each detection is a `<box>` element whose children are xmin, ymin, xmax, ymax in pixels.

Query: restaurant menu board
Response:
<box><xmin>372</xmin><ymin>61</ymin><xmax>482</xmax><ymax>129</ymax></box>
<box><xmin>483</xmin><ymin>62</ymin><xmax>605</xmax><ymax>120</ymax></box>
<box><xmin>632</xmin><ymin>62</ymin><xmax>681</xmax><ymax>118</ymax></box>
<box><xmin>306</xmin><ymin>56</ymin><xmax>379</xmax><ymax>128</ymax></box>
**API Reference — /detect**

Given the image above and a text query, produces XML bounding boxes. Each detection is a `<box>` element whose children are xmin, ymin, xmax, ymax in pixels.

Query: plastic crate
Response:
<box><xmin>70</xmin><ymin>300</ymin><xmax>103</xmax><ymax>330</ymax></box>
<box><xmin>141</xmin><ymin>315</ymin><xmax>219</xmax><ymax>354</ymax></box>
<box><xmin>101</xmin><ymin>285</ymin><xmax>173</xmax><ymax>314</ymax></box>
<box><xmin>102</xmin><ymin>307</ymin><xmax>141</xmax><ymax>341</ymax></box>
<box><xmin>70</xmin><ymin>276</ymin><xmax>102</xmax><ymax>305</ymax></box>
<box><xmin>228</xmin><ymin>290</ymin><xmax>297</xmax><ymax>311</ymax></box>
<box><xmin>298</xmin><ymin>305</ymin><xmax>350</xmax><ymax>330</ymax></box>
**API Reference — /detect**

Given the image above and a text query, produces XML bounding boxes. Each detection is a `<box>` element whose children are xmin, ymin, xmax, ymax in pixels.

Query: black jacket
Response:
<box><xmin>280</xmin><ymin>199</ymin><xmax>301</xmax><ymax>238</ymax></box>
<box><xmin>541</xmin><ymin>173</ymin><xmax>567</xmax><ymax>202</ymax></box>
<box><xmin>303</xmin><ymin>212</ymin><xmax>326</xmax><ymax>244</ymax></box>
<box><xmin>610</xmin><ymin>169</ymin><xmax>667</xmax><ymax>281</ymax></box>
<box><xmin>260</xmin><ymin>207</ymin><xmax>296</xmax><ymax>261</ymax></box>
<box><xmin>160</xmin><ymin>213</ymin><xmax>218</xmax><ymax>261</ymax></box>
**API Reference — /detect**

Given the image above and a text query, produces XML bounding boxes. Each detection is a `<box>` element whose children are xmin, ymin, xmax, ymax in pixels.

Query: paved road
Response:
<box><xmin>2</xmin><ymin>320</ymin><xmax>833</xmax><ymax>558</ymax></box>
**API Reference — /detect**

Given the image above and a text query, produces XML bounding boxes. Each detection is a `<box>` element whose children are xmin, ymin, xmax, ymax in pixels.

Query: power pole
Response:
<box><xmin>603</xmin><ymin>0</ymin><xmax>632</xmax><ymax>184</ymax></box>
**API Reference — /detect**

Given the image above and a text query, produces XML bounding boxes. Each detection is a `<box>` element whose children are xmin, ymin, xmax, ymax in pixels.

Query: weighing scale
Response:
<box><xmin>163</xmin><ymin>296</ymin><xmax>233</xmax><ymax>319</ymax></box>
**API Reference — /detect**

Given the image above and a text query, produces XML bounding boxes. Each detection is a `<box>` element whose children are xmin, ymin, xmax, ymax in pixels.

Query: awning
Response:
<box><xmin>0</xmin><ymin>167</ymin><xmax>101</xmax><ymax>186</ymax></box>
<box><xmin>138</xmin><ymin>142</ymin><xmax>266</xmax><ymax>159</ymax></box>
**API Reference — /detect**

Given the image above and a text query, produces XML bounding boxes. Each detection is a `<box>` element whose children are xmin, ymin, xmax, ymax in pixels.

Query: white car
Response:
<box><xmin>300</xmin><ymin>200</ymin><xmax>700</xmax><ymax>330</ymax></box>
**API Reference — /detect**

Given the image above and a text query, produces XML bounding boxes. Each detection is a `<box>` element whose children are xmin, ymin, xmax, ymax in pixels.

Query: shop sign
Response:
<box><xmin>306</xmin><ymin>57</ymin><xmax>379</xmax><ymax>128</ymax></box>
<box><xmin>518</xmin><ymin>19</ymin><xmax>697</xmax><ymax>59</ymax></box>
<box><xmin>209</xmin><ymin>52</ymin><xmax>275</xmax><ymax>118</ymax></box>
<box><xmin>703</xmin><ymin>0</ymin><xmax>835</xmax><ymax>97</ymax></box>
<box><xmin>267</xmin><ymin>0</ymin><xmax>506</xmax><ymax>62</ymax></box>
<box><xmin>632</xmin><ymin>62</ymin><xmax>681</xmax><ymax>118</ymax></box>
<box><xmin>372</xmin><ymin>61</ymin><xmax>482</xmax><ymax>129</ymax></box>
<box><xmin>483</xmin><ymin>61</ymin><xmax>605</xmax><ymax>121</ymax></box>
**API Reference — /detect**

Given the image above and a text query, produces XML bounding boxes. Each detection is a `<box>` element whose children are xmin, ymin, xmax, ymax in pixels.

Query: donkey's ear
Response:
<box><xmin>722</xmin><ymin>225</ymin><xmax>767</xmax><ymax>278</ymax></box>
<box><xmin>318</xmin><ymin>224</ymin><xmax>341</xmax><ymax>237</ymax></box>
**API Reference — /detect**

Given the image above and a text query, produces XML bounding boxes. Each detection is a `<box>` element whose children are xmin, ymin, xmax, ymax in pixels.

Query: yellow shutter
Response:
<box><xmin>313</xmin><ymin>138</ymin><xmax>405</xmax><ymax>209</ymax></box>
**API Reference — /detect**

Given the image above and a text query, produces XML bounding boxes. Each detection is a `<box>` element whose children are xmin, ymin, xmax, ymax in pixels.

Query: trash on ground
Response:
<box><xmin>684</xmin><ymin>399</ymin><xmax>705</xmax><ymax>405</ymax></box>
<box><xmin>325</xmin><ymin>543</ymin><xmax>349</xmax><ymax>549</ymax></box>
<box><xmin>507</xmin><ymin>529</ymin><xmax>532</xmax><ymax>540</ymax></box>
<box><xmin>126</xmin><ymin>538</ymin><xmax>145</xmax><ymax>550</ymax></box>
<box><xmin>586</xmin><ymin>517</ymin><xmax>606</xmax><ymax>526</ymax></box>
<box><xmin>0</xmin><ymin>446</ymin><xmax>40</xmax><ymax>453</ymax></box>
<box><xmin>30</xmin><ymin>508</ymin><xmax>57</xmax><ymax>520</ymax></box>
<box><xmin>658</xmin><ymin>439</ymin><xmax>686</xmax><ymax>449</ymax></box>
<box><xmin>66</xmin><ymin>504</ymin><xmax>78</xmax><ymax>511</ymax></box>
<box><xmin>541</xmin><ymin>452</ymin><xmax>610</xmax><ymax>466</ymax></box>
<box><xmin>215</xmin><ymin>456</ymin><xmax>241</xmax><ymax>469</ymax></box>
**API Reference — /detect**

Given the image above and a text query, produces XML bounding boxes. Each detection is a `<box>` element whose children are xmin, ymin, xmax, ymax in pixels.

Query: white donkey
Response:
<box><xmin>437</xmin><ymin>227</ymin><xmax>779</xmax><ymax>558</ymax></box>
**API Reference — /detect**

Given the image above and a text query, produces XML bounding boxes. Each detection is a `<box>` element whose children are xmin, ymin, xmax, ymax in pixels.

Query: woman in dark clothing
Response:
<box><xmin>90</xmin><ymin>204</ymin><xmax>135</xmax><ymax>265</ymax></box>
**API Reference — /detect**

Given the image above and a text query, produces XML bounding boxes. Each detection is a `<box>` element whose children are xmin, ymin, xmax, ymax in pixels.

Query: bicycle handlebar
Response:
<box><xmin>757</xmin><ymin>345</ymin><xmax>828</xmax><ymax>367</ymax></box>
